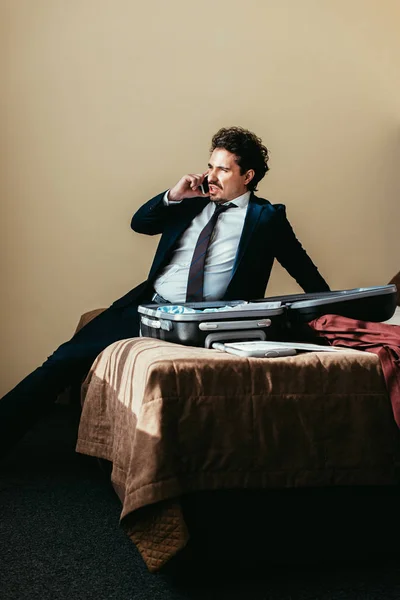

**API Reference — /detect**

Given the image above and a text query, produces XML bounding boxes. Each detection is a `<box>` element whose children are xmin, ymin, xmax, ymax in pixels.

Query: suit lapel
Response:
<box><xmin>229</xmin><ymin>194</ymin><xmax>263</xmax><ymax>282</ymax></box>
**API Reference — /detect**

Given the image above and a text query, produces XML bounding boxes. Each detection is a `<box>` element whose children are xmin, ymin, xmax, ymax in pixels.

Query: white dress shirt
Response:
<box><xmin>153</xmin><ymin>191</ymin><xmax>251</xmax><ymax>303</ymax></box>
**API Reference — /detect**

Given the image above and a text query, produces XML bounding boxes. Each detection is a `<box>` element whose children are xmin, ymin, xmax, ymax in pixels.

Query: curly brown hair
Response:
<box><xmin>210</xmin><ymin>126</ymin><xmax>270</xmax><ymax>192</ymax></box>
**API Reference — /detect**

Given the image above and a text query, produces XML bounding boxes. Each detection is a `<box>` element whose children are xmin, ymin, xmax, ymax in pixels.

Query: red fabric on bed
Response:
<box><xmin>308</xmin><ymin>315</ymin><xmax>400</xmax><ymax>428</ymax></box>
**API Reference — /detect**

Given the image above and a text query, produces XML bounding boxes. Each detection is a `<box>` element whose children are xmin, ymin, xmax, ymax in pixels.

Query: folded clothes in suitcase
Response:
<box><xmin>138</xmin><ymin>300</ymin><xmax>286</xmax><ymax>348</ymax></box>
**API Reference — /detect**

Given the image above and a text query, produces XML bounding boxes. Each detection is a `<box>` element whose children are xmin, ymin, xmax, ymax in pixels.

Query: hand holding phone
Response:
<box><xmin>169</xmin><ymin>173</ymin><xmax>209</xmax><ymax>201</ymax></box>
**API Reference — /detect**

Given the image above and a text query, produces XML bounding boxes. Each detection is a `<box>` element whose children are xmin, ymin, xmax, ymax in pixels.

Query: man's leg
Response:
<box><xmin>0</xmin><ymin>303</ymin><xmax>141</xmax><ymax>457</ymax></box>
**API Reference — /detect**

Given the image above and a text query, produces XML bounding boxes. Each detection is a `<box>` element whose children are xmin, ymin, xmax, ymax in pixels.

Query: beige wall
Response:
<box><xmin>1</xmin><ymin>0</ymin><xmax>400</xmax><ymax>394</ymax></box>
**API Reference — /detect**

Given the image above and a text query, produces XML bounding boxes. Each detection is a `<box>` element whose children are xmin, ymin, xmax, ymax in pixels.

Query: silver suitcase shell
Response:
<box><xmin>138</xmin><ymin>300</ymin><xmax>285</xmax><ymax>348</ymax></box>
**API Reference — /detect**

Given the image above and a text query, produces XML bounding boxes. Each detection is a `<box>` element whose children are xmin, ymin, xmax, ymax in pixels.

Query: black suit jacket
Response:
<box><xmin>112</xmin><ymin>191</ymin><xmax>329</xmax><ymax>308</ymax></box>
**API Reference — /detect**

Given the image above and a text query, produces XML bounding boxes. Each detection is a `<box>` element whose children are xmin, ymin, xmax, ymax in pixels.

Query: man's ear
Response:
<box><xmin>244</xmin><ymin>169</ymin><xmax>255</xmax><ymax>187</ymax></box>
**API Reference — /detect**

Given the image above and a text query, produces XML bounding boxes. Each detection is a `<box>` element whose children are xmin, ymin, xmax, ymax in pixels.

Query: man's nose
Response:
<box><xmin>208</xmin><ymin>168</ymin><xmax>218</xmax><ymax>183</ymax></box>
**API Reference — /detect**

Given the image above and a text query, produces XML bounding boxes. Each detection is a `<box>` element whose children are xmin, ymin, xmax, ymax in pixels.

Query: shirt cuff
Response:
<box><xmin>163</xmin><ymin>190</ymin><xmax>182</xmax><ymax>205</ymax></box>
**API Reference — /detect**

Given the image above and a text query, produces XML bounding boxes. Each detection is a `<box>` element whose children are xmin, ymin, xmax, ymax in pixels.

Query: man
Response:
<box><xmin>0</xmin><ymin>126</ymin><xmax>329</xmax><ymax>456</ymax></box>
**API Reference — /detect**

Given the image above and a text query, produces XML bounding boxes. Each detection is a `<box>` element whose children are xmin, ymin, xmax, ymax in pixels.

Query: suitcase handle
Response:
<box><xmin>141</xmin><ymin>315</ymin><xmax>173</xmax><ymax>332</ymax></box>
<box><xmin>204</xmin><ymin>330</ymin><xmax>267</xmax><ymax>349</ymax></box>
<box><xmin>199</xmin><ymin>319</ymin><xmax>271</xmax><ymax>331</ymax></box>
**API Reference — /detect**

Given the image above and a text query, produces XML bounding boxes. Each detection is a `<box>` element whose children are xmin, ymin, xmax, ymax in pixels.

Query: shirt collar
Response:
<box><xmin>229</xmin><ymin>191</ymin><xmax>251</xmax><ymax>209</ymax></box>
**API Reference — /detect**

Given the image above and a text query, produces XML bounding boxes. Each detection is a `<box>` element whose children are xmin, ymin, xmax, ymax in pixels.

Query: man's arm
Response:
<box><xmin>130</xmin><ymin>174</ymin><xmax>209</xmax><ymax>235</ymax></box>
<box><xmin>272</xmin><ymin>205</ymin><xmax>330</xmax><ymax>293</ymax></box>
<box><xmin>130</xmin><ymin>191</ymin><xmax>173</xmax><ymax>235</ymax></box>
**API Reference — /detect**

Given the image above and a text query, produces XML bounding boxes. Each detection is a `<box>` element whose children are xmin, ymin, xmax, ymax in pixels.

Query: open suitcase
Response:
<box><xmin>138</xmin><ymin>300</ymin><xmax>286</xmax><ymax>348</ymax></box>
<box><xmin>138</xmin><ymin>285</ymin><xmax>397</xmax><ymax>348</ymax></box>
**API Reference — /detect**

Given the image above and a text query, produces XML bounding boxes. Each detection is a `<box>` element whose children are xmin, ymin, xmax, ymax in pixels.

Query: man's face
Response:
<box><xmin>207</xmin><ymin>148</ymin><xmax>253</xmax><ymax>203</ymax></box>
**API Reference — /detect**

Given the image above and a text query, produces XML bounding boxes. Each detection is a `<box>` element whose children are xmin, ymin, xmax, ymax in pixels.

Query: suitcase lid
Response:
<box><xmin>138</xmin><ymin>301</ymin><xmax>285</xmax><ymax>321</ymax></box>
<box><xmin>288</xmin><ymin>285</ymin><xmax>397</xmax><ymax>310</ymax></box>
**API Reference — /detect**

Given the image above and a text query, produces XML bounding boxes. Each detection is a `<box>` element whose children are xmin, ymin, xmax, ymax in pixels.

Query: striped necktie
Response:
<box><xmin>186</xmin><ymin>202</ymin><xmax>235</xmax><ymax>303</ymax></box>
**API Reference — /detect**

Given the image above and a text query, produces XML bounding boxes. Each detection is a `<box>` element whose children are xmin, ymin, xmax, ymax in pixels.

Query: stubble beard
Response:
<box><xmin>209</xmin><ymin>191</ymin><xmax>228</xmax><ymax>204</ymax></box>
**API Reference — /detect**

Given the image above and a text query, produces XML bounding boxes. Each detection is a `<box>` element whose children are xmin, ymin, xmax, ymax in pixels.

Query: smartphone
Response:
<box><xmin>199</xmin><ymin>176</ymin><xmax>209</xmax><ymax>195</ymax></box>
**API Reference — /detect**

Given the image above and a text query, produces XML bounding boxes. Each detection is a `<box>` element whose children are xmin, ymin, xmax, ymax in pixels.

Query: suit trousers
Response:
<box><xmin>0</xmin><ymin>302</ymin><xmax>143</xmax><ymax>457</ymax></box>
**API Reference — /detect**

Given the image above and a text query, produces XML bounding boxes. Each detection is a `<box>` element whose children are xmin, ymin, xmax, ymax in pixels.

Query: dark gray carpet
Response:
<box><xmin>1</xmin><ymin>405</ymin><xmax>400</xmax><ymax>600</ymax></box>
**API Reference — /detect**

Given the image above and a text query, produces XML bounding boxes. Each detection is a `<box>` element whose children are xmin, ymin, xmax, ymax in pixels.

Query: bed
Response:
<box><xmin>75</xmin><ymin>306</ymin><xmax>400</xmax><ymax>571</ymax></box>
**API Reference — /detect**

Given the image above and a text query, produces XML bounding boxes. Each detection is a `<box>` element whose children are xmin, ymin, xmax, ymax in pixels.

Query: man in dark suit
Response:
<box><xmin>0</xmin><ymin>126</ymin><xmax>329</xmax><ymax>456</ymax></box>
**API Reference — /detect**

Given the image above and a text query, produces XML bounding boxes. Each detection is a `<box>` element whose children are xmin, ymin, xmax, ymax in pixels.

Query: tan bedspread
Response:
<box><xmin>76</xmin><ymin>337</ymin><xmax>400</xmax><ymax>571</ymax></box>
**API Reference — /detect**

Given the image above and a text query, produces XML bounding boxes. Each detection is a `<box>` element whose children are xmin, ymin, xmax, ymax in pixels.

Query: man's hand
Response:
<box><xmin>168</xmin><ymin>173</ymin><xmax>209</xmax><ymax>202</ymax></box>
